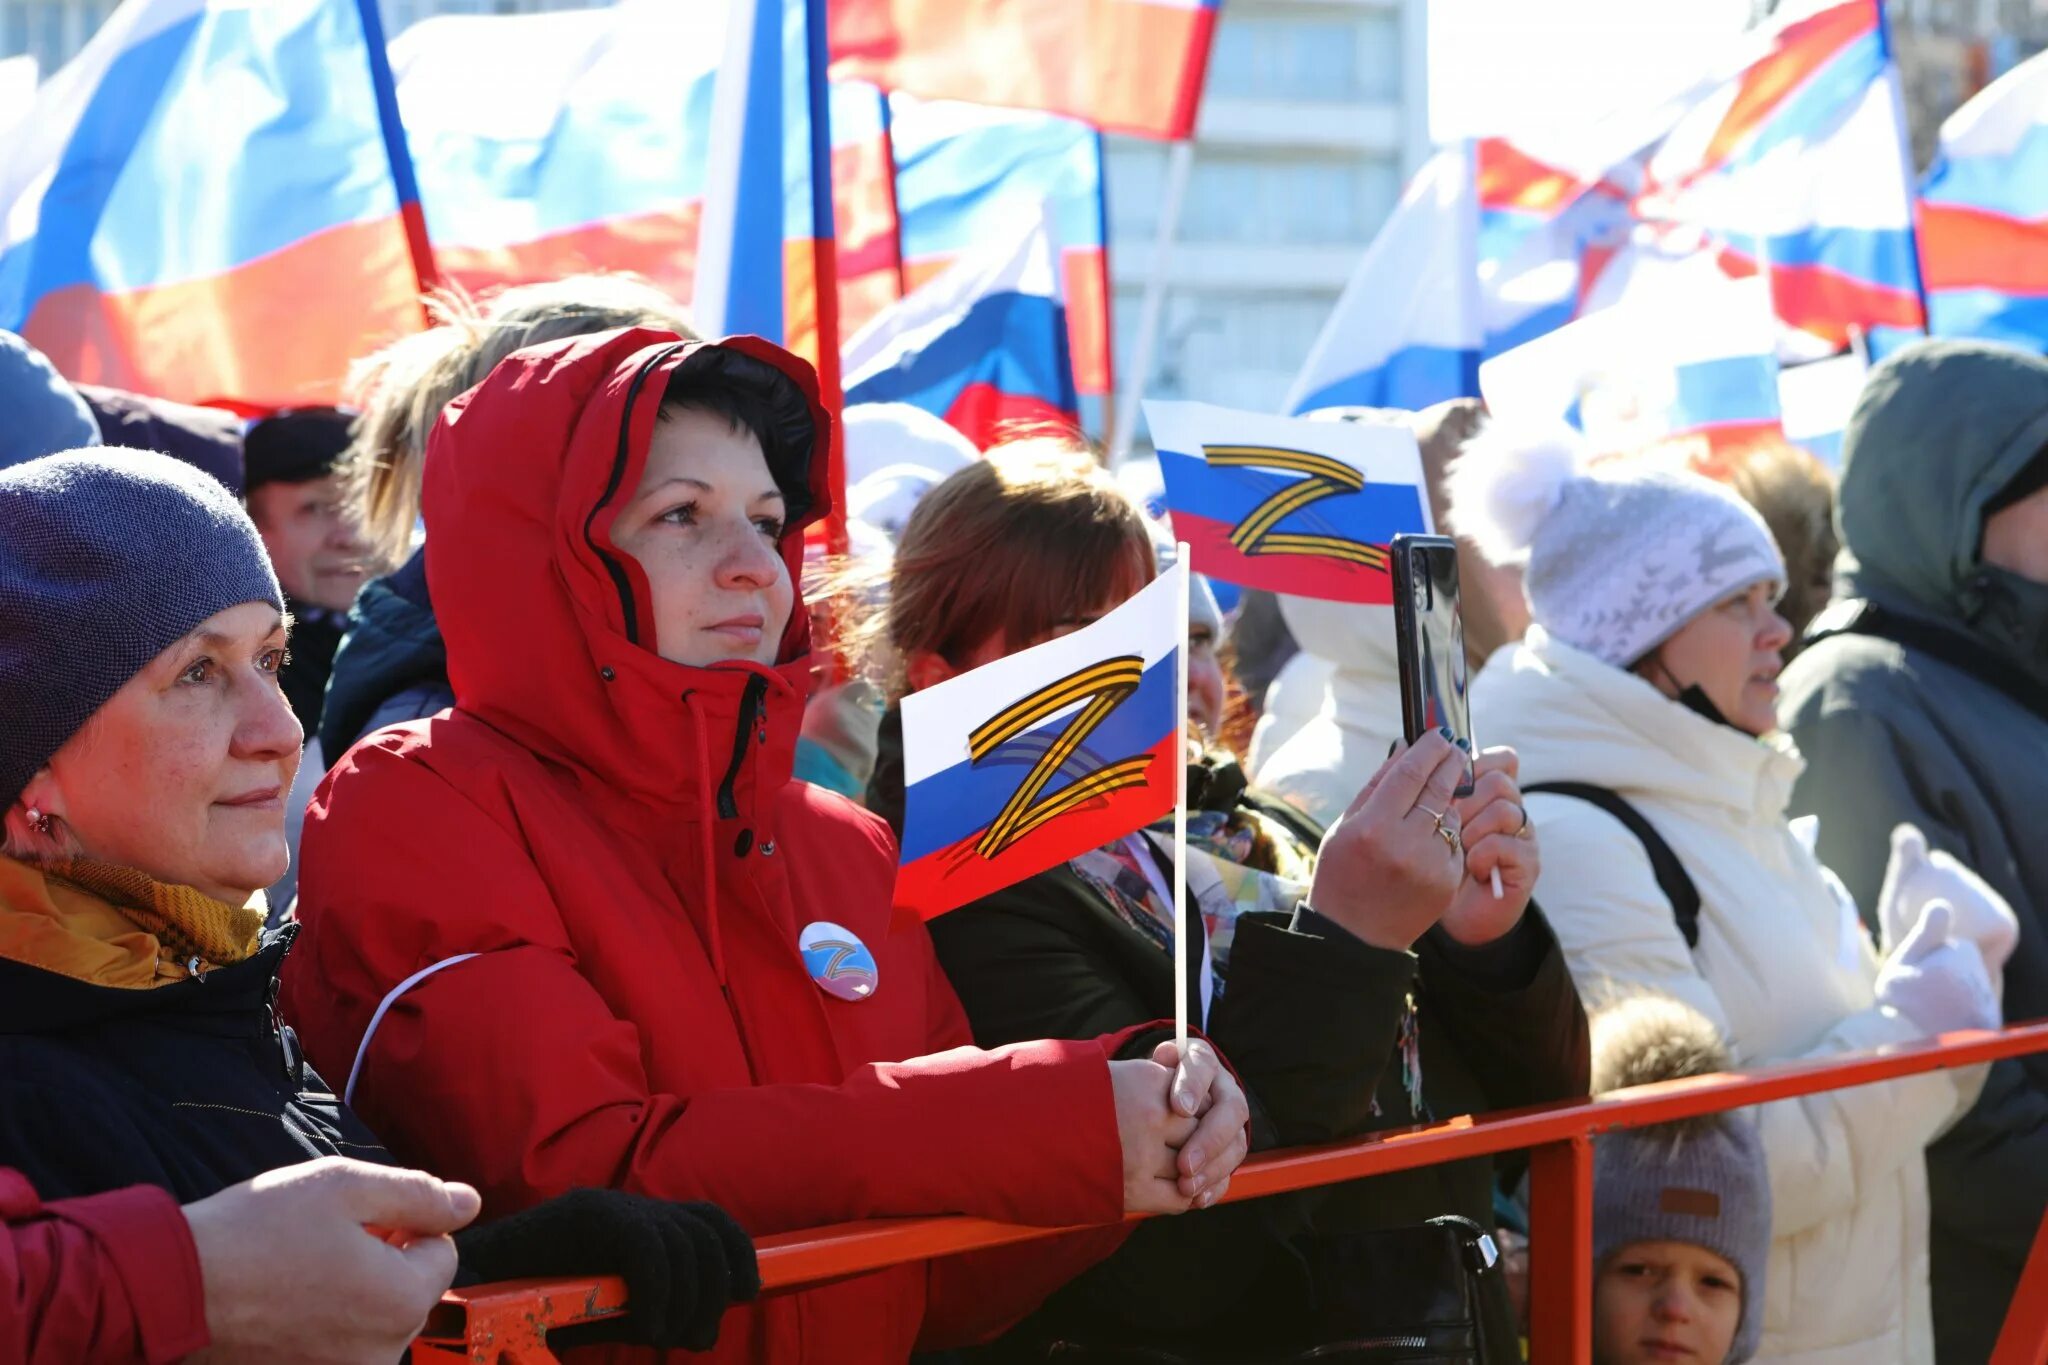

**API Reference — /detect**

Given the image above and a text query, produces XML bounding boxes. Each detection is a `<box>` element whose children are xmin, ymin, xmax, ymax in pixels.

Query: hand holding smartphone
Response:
<box><xmin>1390</xmin><ymin>534</ymin><xmax>1476</xmax><ymax>799</ymax></box>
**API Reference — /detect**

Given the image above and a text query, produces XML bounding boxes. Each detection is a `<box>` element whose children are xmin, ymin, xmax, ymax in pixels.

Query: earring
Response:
<box><xmin>24</xmin><ymin>808</ymin><xmax>52</xmax><ymax>837</ymax></box>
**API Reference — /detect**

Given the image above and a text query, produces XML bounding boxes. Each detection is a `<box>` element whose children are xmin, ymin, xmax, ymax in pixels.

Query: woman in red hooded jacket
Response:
<box><xmin>282</xmin><ymin>329</ymin><xmax>1249</xmax><ymax>1363</ymax></box>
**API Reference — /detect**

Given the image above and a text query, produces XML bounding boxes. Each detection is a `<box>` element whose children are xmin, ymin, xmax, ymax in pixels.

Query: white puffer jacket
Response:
<box><xmin>1250</xmin><ymin>596</ymin><xmax>1406</xmax><ymax>826</ymax></box>
<box><xmin>1477</xmin><ymin>628</ymin><xmax>1978</xmax><ymax>1365</ymax></box>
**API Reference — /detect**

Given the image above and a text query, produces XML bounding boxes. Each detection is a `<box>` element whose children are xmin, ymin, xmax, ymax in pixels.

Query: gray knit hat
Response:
<box><xmin>1592</xmin><ymin>998</ymin><xmax>1772</xmax><ymax>1364</ymax></box>
<box><xmin>0</xmin><ymin>450</ymin><xmax>282</xmax><ymax>808</ymax></box>
<box><xmin>1446</xmin><ymin>423</ymin><xmax>1785</xmax><ymax>667</ymax></box>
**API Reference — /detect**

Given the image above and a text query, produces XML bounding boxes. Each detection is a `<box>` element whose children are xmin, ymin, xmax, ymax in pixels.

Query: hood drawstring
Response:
<box><xmin>683</xmin><ymin>691</ymin><xmax>728</xmax><ymax>990</ymax></box>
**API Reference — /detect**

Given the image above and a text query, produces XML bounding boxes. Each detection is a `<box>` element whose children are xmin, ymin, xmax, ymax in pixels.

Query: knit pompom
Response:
<box><xmin>1592</xmin><ymin>995</ymin><xmax>1731</xmax><ymax>1097</ymax></box>
<box><xmin>1443</xmin><ymin>420</ymin><xmax>1586</xmax><ymax>567</ymax></box>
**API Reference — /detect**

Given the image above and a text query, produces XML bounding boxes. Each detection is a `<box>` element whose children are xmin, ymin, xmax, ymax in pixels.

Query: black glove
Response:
<box><xmin>454</xmin><ymin>1188</ymin><xmax>760</xmax><ymax>1352</ymax></box>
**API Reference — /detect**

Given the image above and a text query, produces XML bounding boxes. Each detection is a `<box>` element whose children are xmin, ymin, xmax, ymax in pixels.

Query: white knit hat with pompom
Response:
<box><xmin>1445</xmin><ymin>421</ymin><xmax>1786</xmax><ymax>667</ymax></box>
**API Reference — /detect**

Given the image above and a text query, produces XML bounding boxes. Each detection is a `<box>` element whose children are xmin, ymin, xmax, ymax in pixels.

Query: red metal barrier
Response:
<box><xmin>413</xmin><ymin>1020</ymin><xmax>2048</xmax><ymax>1363</ymax></box>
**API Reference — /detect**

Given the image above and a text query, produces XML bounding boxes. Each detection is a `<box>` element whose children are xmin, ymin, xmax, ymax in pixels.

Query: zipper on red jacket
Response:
<box><xmin>717</xmin><ymin>673</ymin><xmax>769</xmax><ymax>825</ymax></box>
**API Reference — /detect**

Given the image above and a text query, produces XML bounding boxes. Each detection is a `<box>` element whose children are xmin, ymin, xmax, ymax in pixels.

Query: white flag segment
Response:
<box><xmin>1778</xmin><ymin>352</ymin><xmax>1867</xmax><ymax>469</ymax></box>
<box><xmin>0</xmin><ymin>56</ymin><xmax>35</xmax><ymax>142</ymax></box>
<box><xmin>0</xmin><ymin>0</ymin><xmax>207</xmax><ymax>258</ymax></box>
<box><xmin>1285</xmin><ymin>147</ymin><xmax>1480</xmax><ymax>416</ymax></box>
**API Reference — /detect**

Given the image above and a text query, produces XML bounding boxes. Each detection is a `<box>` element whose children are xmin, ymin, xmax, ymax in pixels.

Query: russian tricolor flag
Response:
<box><xmin>842</xmin><ymin>215</ymin><xmax>1078</xmax><ymax>449</ymax></box>
<box><xmin>897</xmin><ymin>561</ymin><xmax>1186</xmax><ymax>920</ymax></box>
<box><xmin>1147</xmin><ymin>401</ymin><xmax>1432</xmax><ymax>605</ymax></box>
<box><xmin>1475</xmin><ymin>1</ymin><xmax>1925</xmax><ymax>367</ymax></box>
<box><xmin>1285</xmin><ymin>147</ymin><xmax>1482</xmax><ymax>416</ymax></box>
<box><xmin>389</xmin><ymin>2</ymin><xmax>893</xmax><ymax>353</ymax></box>
<box><xmin>1480</xmin><ymin>253</ymin><xmax>1784</xmax><ymax>463</ymax></box>
<box><xmin>892</xmin><ymin>97</ymin><xmax>1113</xmax><ymax>398</ymax></box>
<box><xmin>1920</xmin><ymin>50</ymin><xmax>2048</xmax><ymax>350</ymax></box>
<box><xmin>0</xmin><ymin>0</ymin><xmax>427</xmax><ymax>408</ymax></box>
<box><xmin>829</xmin><ymin>0</ymin><xmax>1221</xmax><ymax>140</ymax></box>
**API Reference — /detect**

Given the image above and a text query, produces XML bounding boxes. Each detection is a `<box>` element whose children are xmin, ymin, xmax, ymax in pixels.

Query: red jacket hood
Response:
<box><xmin>420</xmin><ymin>329</ymin><xmax>834</xmax><ymax>816</ymax></box>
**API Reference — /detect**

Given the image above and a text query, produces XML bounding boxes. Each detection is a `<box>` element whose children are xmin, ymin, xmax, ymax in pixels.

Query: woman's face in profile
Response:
<box><xmin>1652</xmin><ymin>581</ymin><xmax>1793</xmax><ymax>736</ymax></box>
<box><xmin>25</xmin><ymin>601</ymin><xmax>300</xmax><ymax>902</ymax></box>
<box><xmin>610</xmin><ymin>405</ymin><xmax>795</xmax><ymax>670</ymax></box>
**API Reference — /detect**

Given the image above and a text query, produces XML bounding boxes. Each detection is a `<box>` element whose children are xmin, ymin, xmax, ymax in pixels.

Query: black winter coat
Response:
<box><xmin>927</xmin><ymin>854</ymin><xmax>1590</xmax><ymax>1361</ymax></box>
<box><xmin>0</xmin><ymin>929</ymin><xmax>390</xmax><ymax>1204</ymax></box>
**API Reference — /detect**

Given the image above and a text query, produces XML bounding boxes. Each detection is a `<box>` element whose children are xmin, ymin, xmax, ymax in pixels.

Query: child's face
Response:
<box><xmin>1593</xmin><ymin>1240</ymin><xmax>1743</xmax><ymax>1365</ymax></box>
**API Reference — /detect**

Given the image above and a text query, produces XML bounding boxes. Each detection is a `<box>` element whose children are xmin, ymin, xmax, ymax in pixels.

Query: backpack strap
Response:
<box><xmin>1522</xmin><ymin>782</ymin><xmax>1702</xmax><ymax>951</ymax></box>
<box><xmin>1804</xmin><ymin>597</ymin><xmax>2048</xmax><ymax>727</ymax></box>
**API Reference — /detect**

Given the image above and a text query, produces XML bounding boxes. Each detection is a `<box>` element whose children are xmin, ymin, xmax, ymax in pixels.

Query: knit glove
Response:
<box><xmin>1875</xmin><ymin>901</ymin><xmax>2001</xmax><ymax>1039</ymax></box>
<box><xmin>454</xmin><ymin>1188</ymin><xmax>759</xmax><ymax>1352</ymax></box>
<box><xmin>1876</xmin><ymin>826</ymin><xmax>2020</xmax><ymax>991</ymax></box>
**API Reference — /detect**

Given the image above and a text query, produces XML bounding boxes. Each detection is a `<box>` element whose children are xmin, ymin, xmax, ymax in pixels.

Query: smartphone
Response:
<box><xmin>1390</xmin><ymin>534</ymin><xmax>1476</xmax><ymax>797</ymax></box>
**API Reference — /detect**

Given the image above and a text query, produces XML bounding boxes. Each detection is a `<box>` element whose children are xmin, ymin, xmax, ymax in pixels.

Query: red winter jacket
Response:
<box><xmin>283</xmin><ymin>331</ymin><xmax>1131</xmax><ymax>1363</ymax></box>
<box><xmin>0</xmin><ymin>1170</ymin><xmax>209</xmax><ymax>1364</ymax></box>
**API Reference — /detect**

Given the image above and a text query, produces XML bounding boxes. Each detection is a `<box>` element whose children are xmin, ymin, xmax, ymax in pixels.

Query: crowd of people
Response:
<box><xmin>0</xmin><ymin>272</ymin><xmax>2042</xmax><ymax>1365</ymax></box>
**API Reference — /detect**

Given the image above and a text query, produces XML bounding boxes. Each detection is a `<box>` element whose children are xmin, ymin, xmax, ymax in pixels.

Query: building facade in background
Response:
<box><xmin>1107</xmin><ymin>0</ymin><xmax>1430</xmax><ymax>417</ymax></box>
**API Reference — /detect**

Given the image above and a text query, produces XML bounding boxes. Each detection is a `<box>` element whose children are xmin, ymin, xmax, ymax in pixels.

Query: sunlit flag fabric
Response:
<box><xmin>1146</xmin><ymin>402</ymin><xmax>1432</xmax><ymax>605</ymax></box>
<box><xmin>892</xmin><ymin>97</ymin><xmax>1113</xmax><ymax>398</ymax></box>
<box><xmin>1480</xmin><ymin>253</ymin><xmax>1783</xmax><ymax>465</ymax></box>
<box><xmin>1284</xmin><ymin>146</ymin><xmax>1481</xmax><ymax>416</ymax></box>
<box><xmin>897</xmin><ymin>561</ymin><xmax>1185</xmax><ymax>919</ymax></box>
<box><xmin>691</xmin><ymin>0</ymin><xmax>839</xmax><ymax>371</ymax></box>
<box><xmin>1473</xmin><ymin>0</ymin><xmax>1925</xmax><ymax>366</ymax></box>
<box><xmin>0</xmin><ymin>0</ymin><xmax>425</xmax><ymax>407</ymax></box>
<box><xmin>394</xmin><ymin>0</ymin><xmax>890</xmax><ymax>351</ymax></box>
<box><xmin>827</xmin><ymin>0</ymin><xmax>1220</xmax><ymax>139</ymax></box>
<box><xmin>1920</xmin><ymin>50</ymin><xmax>2048</xmax><ymax>350</ymax></box>
<box><xmin>842</xmin><ymin>215</ymin><xmax>1078</xmax><ymax>449</ymax></box>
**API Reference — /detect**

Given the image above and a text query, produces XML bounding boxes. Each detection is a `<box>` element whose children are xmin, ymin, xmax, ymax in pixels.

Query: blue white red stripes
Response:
<box><xmin>0</xmin><ymin>0</ymin><xmax>424</xmax><ymax>406</ymax></box>
<box><xmin>1147</xmin><ymin>402</ymin><xmax>1432</xmax><ymax>606</ymax></box>
<box><xmin>897</xmin><ymin>562</ymin><xmax>1186</xmax><ymax>919</ymax></box>
<box><xmin>828</xmin><ymin>0</ymin><xmax>1221</xmax><ymax>140</ymax></box>
<box><xmin>1472</xmin><ymin>1</ymin><xmax>1924</xmax><ymax>369</ymax></box>
<box><xmin>891</xmin><ymin>97</ymin><xmax>1113</xmax><ymax>396</ymax></box>
<box><xmin>1920</xmin><ymin>49</ymin><xmax>2048</xmax><ymax>350</ymax></box>
<box><xmin>842</xmin><ymin>216</ymin><xmax>1077</xmax><ymax>449</ymax></box>
<box><xmin>1481</xmin><ymin>253</ymin><xmax>1784</xmax><ymax>461</ymax></box>
<box><xmin>1285</xmin><ymin>147</ymin><xmax>1482</xmax><ymax>416</ymax></box>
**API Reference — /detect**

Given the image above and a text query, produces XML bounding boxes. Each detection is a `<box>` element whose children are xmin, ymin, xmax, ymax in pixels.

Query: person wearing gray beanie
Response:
<box><xmin>1461</xmin><ymin>420</ymin><xmax>1999</xmax><ymax>1364</ymax></box>
<box><xmin>1592</xmin><ymin>997</ymin><xmax>1771</xmax><ymax>1365</ymax></box>
<box><xmin>0</xmin><ymin>329</ymin><xmax>101</xmax><ymax>469</ymax></box>
<box><xmin>0</xmin><ymin>449</ymin><xmax>282</xmax><ymax>815</ymax></box>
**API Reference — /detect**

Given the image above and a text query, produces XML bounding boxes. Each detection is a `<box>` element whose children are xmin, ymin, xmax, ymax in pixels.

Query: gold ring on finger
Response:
<box><xmin>1436</xmin><ymin>823</ymin><xmax>1461</xmax><ymax>853</ymax></box>
<box><xmin>1515</xmin><ymin>804</ymin><xmax>1531</xmax><ymax>838</ymax></box>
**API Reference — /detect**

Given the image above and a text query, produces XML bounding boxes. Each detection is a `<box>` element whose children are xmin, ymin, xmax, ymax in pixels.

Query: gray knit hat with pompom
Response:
<box><xmin>1446</xmin><ymin>423</ymin><xmax>1785</xmax><ymax>667</ymax></box>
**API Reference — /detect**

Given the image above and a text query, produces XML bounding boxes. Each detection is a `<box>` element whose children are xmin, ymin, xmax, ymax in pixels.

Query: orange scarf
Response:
<box><xmin>0</xmin><ymin>855</ymin><xmax>267</xmax><ymax>988</ymax></box>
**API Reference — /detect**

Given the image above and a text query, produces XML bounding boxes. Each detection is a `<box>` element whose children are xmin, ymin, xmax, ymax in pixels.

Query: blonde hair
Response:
<box><xmin>345</xmin><ymin>274</ymin><xmax>697</xmax><ymax>568</ymax></box>
<box><xmin>1726</xmin><ymin>437</ymin><xmax>1838</xmax><ymax>640</ymax></box>
<box><xmin>861</xmin><ymin>435</ymin><xmax>1154</xmax><ymax>696</ymax></box>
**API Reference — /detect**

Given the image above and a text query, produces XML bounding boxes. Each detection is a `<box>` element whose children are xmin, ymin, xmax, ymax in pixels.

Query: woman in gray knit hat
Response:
<box><xmin>1453</xmin><ymin>424</ymin><xmax>2018</xmax><ymax>1365</ymax></box>
<box><xmin>0</xmin><ymin>448</ymin><xmax>759</xmax><ymax>1360</ymax></box>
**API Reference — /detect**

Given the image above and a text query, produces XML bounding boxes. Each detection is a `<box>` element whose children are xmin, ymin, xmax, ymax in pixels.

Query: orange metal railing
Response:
<box><xmin>412</xmin><ymin>1020</ymin><xmax>2048</xmax><ymax>1363</ymax></box>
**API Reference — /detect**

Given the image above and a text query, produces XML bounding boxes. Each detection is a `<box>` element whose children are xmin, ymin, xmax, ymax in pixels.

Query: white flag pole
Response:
<box><xmin>1173</xmin><ymin>546</ymin><xmax>1192</xmax><ymax>1059</ymax></box>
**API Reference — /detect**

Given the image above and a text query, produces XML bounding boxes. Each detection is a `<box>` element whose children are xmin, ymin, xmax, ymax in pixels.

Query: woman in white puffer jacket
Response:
<box><xmin>1452</xmin><ymin>427</ymin><xmax>2015</xmax><ymax>1365</ymax></box>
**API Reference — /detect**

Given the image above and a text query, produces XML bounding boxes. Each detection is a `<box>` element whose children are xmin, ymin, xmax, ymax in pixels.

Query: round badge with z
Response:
<box><xmin>799</xmin><ymin>921</ymin><xmax>879</xmax><ymax>1002</ymax></box>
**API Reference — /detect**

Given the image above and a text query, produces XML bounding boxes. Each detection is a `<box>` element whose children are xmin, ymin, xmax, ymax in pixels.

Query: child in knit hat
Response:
<box><xmin>1592</xmin><ymin>997</ymin><xmax>1771</xmax><ymax>1365</ymax></box>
